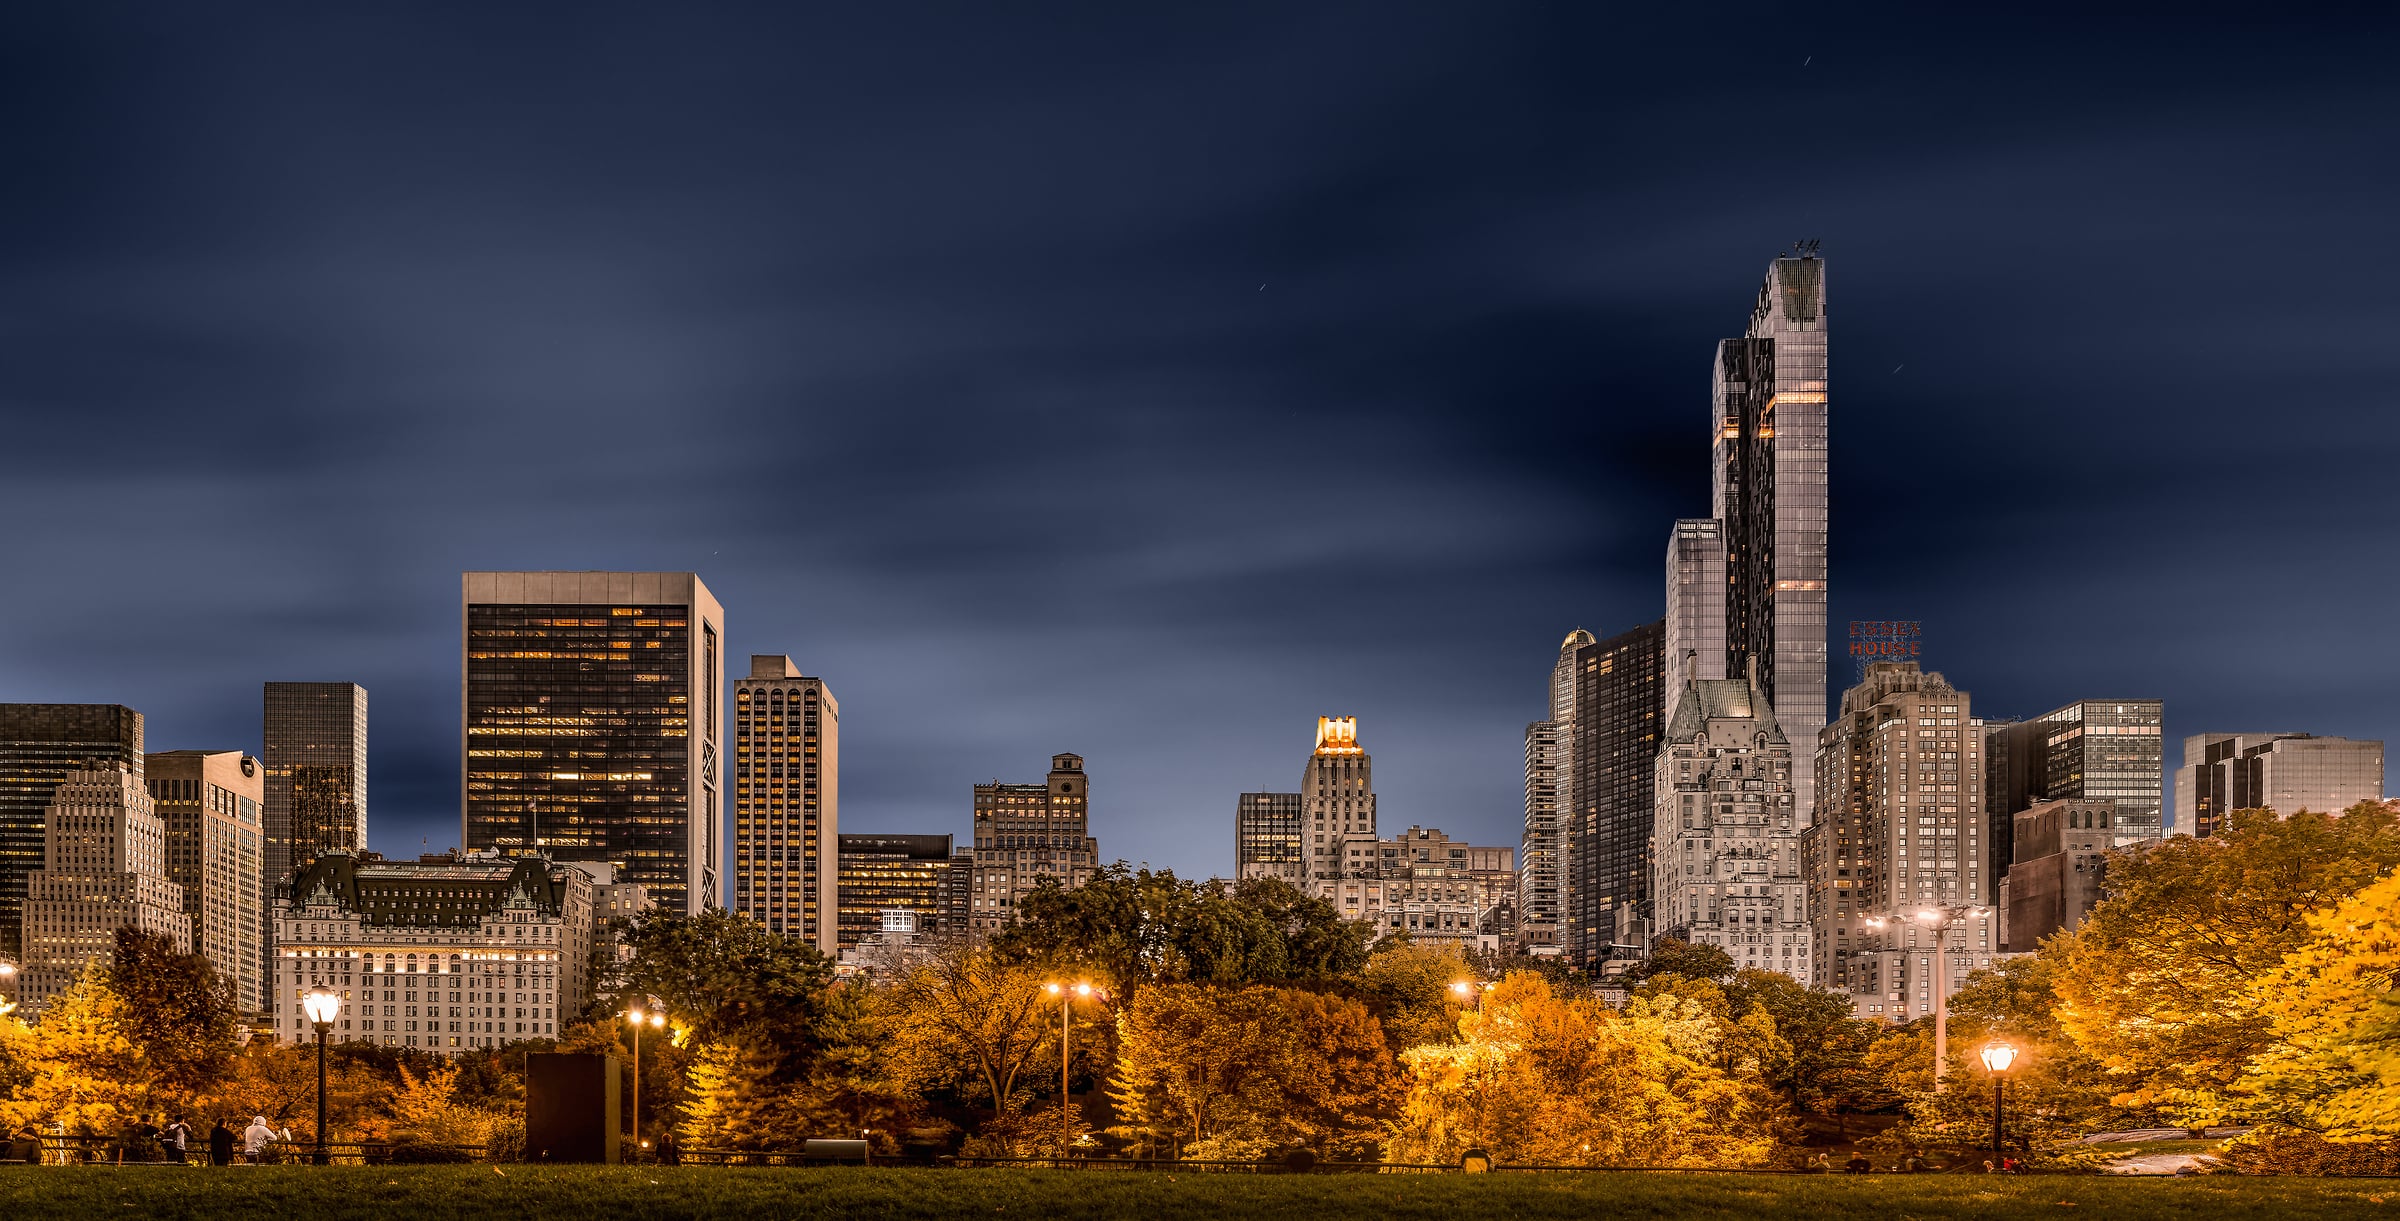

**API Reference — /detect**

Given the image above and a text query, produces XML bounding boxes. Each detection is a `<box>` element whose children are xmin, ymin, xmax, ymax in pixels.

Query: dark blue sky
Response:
<box><xmin>4</xmin><ymin>6</ymin><xmax>2396</xmax><ymax>877</ymax></box>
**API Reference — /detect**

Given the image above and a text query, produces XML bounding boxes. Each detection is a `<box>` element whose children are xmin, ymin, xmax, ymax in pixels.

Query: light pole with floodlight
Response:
<box><xmin>0</xmin><ymin>959</ymin><xmax>18</xmax><ymax>1011</ymax></box>
<box><xmin>625</xmin><ymin>1005</ymin><xmax>666</xmax><ymax>1157</ymax></box>
<box><xmin>1043</xmin><ymin>981</ymin><xmax>1094</xmax><ymax>1157</ymax></box>
<box><xmin>1979</xmin><ymin>1043</ymin><xmax>2018</xmax><ymax>1164</ymax></box>
<box><xmin>1862</xmin><ymin>902</ymin><xmax>1988</xmax><ymax>1087</ymax></box>
<box><xmin>301</xmin><ymin>987</ymin><xmax>342</xmax><ymax>1165</ymax></box>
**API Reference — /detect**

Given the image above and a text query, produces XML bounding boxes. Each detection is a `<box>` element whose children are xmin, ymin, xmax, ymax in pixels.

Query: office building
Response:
<box><xmin>144</xmin><ymin>750</ymin><xmax>268</xmax><ymax>1017</ymax></box>
<box><xmin>2176</xmin><ymin>733</ymin><xmax>2386</xmax><ymax>836</ymax></box>
<box><xmin>262</xmin><ymin>683</ymin><xmax>368</xmax><ymax>900</ymax></box>
<box><xmin>18</xmin><ymin>767</ymin><xmax>187</xmax><ymax>1014</ymax></box>
<box><xmin>969</xmin><ymin>754</ymin><xmax>1096</xmax><ymax>935</ymax></box>
<box><xmin>1518</xmin><ymin>629</ymin><xmax>1589</xmax><ymax>954</ymax></box>
<box><xmin>2000</xmin><ymin>799</ymin><xmax>2115</xmax><ymax>951</ymax></box>
<box><xmin>1803</xmin><ymin>662</ymin><xmax>1997</xmax><ymax>1019</ymax></box>
<box><xmin>1321</xmin><ymin>826</ymin><xmax>1516</xmax><ymax>950</ymax></box>
<box><xmin>0</xmin><ymin>705</ymin><xmax>145</xmax><ymax>962</ymax></box>
<box><xmin>1651</xmin><ymin>665</ymin><xmax>1809</xmax><ymax>983</ymax></box>
<box><xmin>275</xmin><ymin>849</ymin><xmax>592</xmax><ymax>1053</ymax></box>
<box><xmin>461</xmin><ymin>572</ymin><xmax>725</xmax><ymax>915</ymax></box>
<box><xmin>1234</xmin><ymin>791</ymin><xmax>1305</xmax><ymax>885</ymax></box>
<box><xmin>1302</xmin><ymin>717</ymin><xmax>1376</xmax><ymax>889</ymax></box>
<box><xmin>1663</xmin><ymin>520</ymin><xmax>1728</xmax><ymax>700</ymax></box>
<box><xmin>1987</xmin><ymin>700</ymin><xmax>2163</xmax><ymax>859</ymax></box>
<box><xmin>1695</xmin><ymin>251</ymin><xmax>1830</xmax><ymax>829</ymax></box>
<box><xmin>731</xmin><ymin>657</ymin><xmax>838</xmax><ymax>951</ymax></box>
<box><xmin>1562</xmin><ymin>620</ymin><xmax>1664</xmax><ymax>968</ymax></box>
<box><xmin>836</xmin><ymin>833</ymin><xmax>961</xmax><ymax>949</ymax></box>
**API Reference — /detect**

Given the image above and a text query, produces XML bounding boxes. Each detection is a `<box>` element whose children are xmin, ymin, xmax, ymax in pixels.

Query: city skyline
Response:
<box><xmin>4</xmin><ymin>10</ymin><xmax>2398</xmax><ymax>882</ymax></box>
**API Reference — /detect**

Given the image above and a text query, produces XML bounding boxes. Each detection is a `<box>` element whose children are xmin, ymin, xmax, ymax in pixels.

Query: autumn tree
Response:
<box><xmin>2050</xmin><ymin>801</ymin><xmax>2400</xmax><ymax>1122</ymax></box>
<box><xmin>106</xmin><ymin>927</ymin><xmax>240</xmax><ymax>1103</ymax></box>
<box><xmin>4</xmin><ymin>962</ymin><xmax>144</xmax><ymax>1135</ymax></box>
<box><xmin>1109</xmin><ymin>982</ymin><xmax>1400</xmax><ymax>1160</ymax></box>
<box><xmin>878</xmin><ymin>944</ymin><xmax>1056</xmax><ymax>1142</ymax></box>
<box><xmin>1355</xmin><ymin>940</ymin><xmax>1471</xmax><ymax>1053</ymax></box>
<box><xmin>992</xmin><ymin>867</ymin><xmax>1372</xmax><ymax>997</ymax></box>
<box><xmin>2238</xmin><ymin>865</ymin><xmax>2400</xmax><ymax>1137</ymax></box>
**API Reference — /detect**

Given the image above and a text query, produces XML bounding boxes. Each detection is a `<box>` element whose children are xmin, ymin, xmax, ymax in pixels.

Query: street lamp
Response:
<box><xmin>625</xmin><ymin>1006</ymin><xmax>667</xmax><ymax>1157</ymax></box>
<box><xmin>1043</xmin><ymin>981</ymin><xmax>1095</xmax><ymax>1157</ymax></box>
<box><xmin>300</xmin><ymin>987</ymin><xmax>342</xmax><ymax>1166</ymax></box>
<box><xmin>1979</xmin><ymin>1043</ymin><xmax>2018</xmax><ymax>1165</ymax></box>
<box><xmin>1862</xmin><ymin>903</ymin><xmax>1989</xmax><ymax>1088</ymax></box>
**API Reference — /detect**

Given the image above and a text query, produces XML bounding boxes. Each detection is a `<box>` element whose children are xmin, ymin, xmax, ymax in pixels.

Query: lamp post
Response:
<box><xmin>0</xmin><ymin>959</ymin><xmax>18</xmax><ymax>1010</ymax></box>
<box><xmin>301</xmin><ymin>987</ymin><xmax>342</xmax><ymax>1165</ymax></box>
<box><xmin>1449</xmin><ymin>980</ymin><xmax>1494</xmax><ymax>1007</ymax></box>
<box><xmin>625</xmin><ymin>1006</ymin><xmax>666</xmax><ymax>1157</ymax></box>
<box><xmin>1979</xmin><ymin>1043</ymin><xmax>2018</xmax><ymax>1165</ymax></box>
<box><xmin>1862</xmin><ymin>903</ymin><xmax>1988</xmax><ymax>1088</ymax></box>
<box><xmin>1043</xmin><ymin>981</ymin><xmax>1093</xmax><ymax>1158</ymax></box>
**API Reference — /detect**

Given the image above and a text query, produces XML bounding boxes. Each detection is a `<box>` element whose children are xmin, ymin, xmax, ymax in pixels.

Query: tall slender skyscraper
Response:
<box><xmin>731</xmin><ymin>656</ymin><xmax>838</xmax><ymax>950</ymax></box>
<box><xmin>1562</xmin><ymin>621</ymin><xmax>1665</xmax><ymax>968</ymax></box>
<box><xmin>1302</xmin><ymin>717</ymin><xmax>1375</xmax><ymax>889</ymax></box>
<box><xmin>461</xmin><ymin>572</ymin><xmax>724</xmax><ymax>915</ymax></box>
<box><xmin>1663</xmin><ymin>520</ymin><xmax>1728</xmax><ymax>701</ymax></box>
<box><xmin>262</xmin><ymin>683</ymin><xmax>367</xmax><ymax>896</ymax></box>
<box><xmin>1518</xmin><ymin>629</ymin><xmax>1589</xmax><ymax>952</ymax></box>
<box><xmin>1703</xmin><ymin>250</ymin><xmax>1830</xmax><ymax>826</ymax></box>
<box><xmin>144</xmin><ymin>750</ymin><xmax>268</xmax><ymax>1017</ymax></box>
<box><xmin>0</xmin><ymin>704</ymin><xmax>144</xmax><ymax>962</ymax></box>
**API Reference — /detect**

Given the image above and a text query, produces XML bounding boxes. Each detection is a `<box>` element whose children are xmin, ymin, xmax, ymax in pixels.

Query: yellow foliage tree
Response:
<box><xmin>2240</xmin><ymin>867</ymin><xmax>2400</xmax><ymax>1138</ymax></box>
<box><xmin>877</xmin><ymin>944</ymin><xmax>1054</xmax><ymax>1142</ymax></box>
<box><xmin>1384</xmin><ymin>972</ymin><xmax>1780</xmax><ymax>1167</ymax></box>
<box><xmin>1109</xmin><ymin>982</ymin><xmax>1399</xmax><ymax>1160</ymax></box>
<box><xmin>1355</xmin><ymin>941</ymin><xmax>1470</xmax><ymax>1053</ymax></box>
<box><xmin>6</xmin><ymin>962</ymin><xmax>145</xmax><ymax>1136</ymax></box>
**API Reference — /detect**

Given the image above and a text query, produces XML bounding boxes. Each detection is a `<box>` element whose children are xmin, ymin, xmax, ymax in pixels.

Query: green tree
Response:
<box><xmin>106</xmin><ymin>927</ymin><xmax>240</xmax><ymax>1103</ymax></box>
<box><xmin>2051</xmin><ymin>801</ymin><xmax>2400</xmax><ymax>1123</ymax></box>
<box><xmin>992</xmin><ymin>867</ymin><xmax>1372</xmax><ymax>997</ymax></box>
<box><xmin>616</xmin><ymin>909</ymin><xmax>834</xmax><ymax>1055</ymax></box>
<box><xmin>1629</xmin><ymin>939</ymin><xmax>1735</xmax><ymax>984</ymax></box>
<box><xmin>1719</xmin><ymin>967</ymin><xmax>1880</xmax><ymax>1124</ymax></box>
<box><xmin>1355</xmin><ymin>941</ymin><xmax>1471</xmax><ymax>1053</ymax></box>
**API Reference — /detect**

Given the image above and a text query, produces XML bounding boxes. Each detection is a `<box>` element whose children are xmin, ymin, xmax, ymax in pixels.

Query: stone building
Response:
<box><xmin>1650</xmin><ymin>666</ymin><xmax>1809</xmax><ymax>983</ymax></box>
<box><xmin>1321</xmin><ymin>826</ymin><xmax>1516</xmax><ymax>950</ymax></box>
<box><xmin>18</xmin><ymin>766</ymin><xmax>188</xmax><ymax>1014</ymax></box>
<box><xmin>272</xmin><ymin>849</ymin><xmax>593</xmax><ymax>1054</ymax></box>
<box><xmin>2000</xmin><ymin>798</ymin><xmax>2115</xmax><ymax>951</ymax></box>
<box><xmin>144</xmin><ymin>750</ymin><xmax>268</xmax><ymax>1018</ymax></box>
<box><xmin>0</xmin><ymin>704</ymin><xmax>145</xmax><ymax>962</ymax></box>
<box><xmin>969</xmin><ymin>754</ymin><xmax>1096</xmax><ymax>936</ymax></box>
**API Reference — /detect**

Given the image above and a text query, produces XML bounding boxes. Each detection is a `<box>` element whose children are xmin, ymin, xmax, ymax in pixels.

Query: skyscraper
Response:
<box><xmin>461</xmin><ymin>572</ymin><xmax>725</xmax><ymax>915</ymax></box>
<box><xmin>1803</xmin><ymin>662</ymin><xmax>1997</xmax><ymax>1019</ymax></box>
<box><xmin>0</xmin><ymin>704</ymin><xmax>144</xmax><ymax>962</ymax></box>
<box><xmin>1562</xmin><ymin>620</ymin><xmax>1664</xmax><ymax>968</ymax></box>
<box><xmin>969</xmin><ymin>754</ymin><xmax>1096</xmax><ymax>935</ymax></box>
<box><xmin>1703</xmin><ymin>250</ymin><xmax>1830</xmax><ymax>826</ymax></box>
<box><xmin>1986</xmin><ymin>700</ymin><xmax>2164</xmax><ymax>865</ymax></box>
<box><xmin>19</xmin><ymin>766</ymin><xmax>186</xmax><ymax>1015</ymax></box>
<box><xmin>1652</xmin><ymin>663</ymin><xmax>1808</xmax><ymax>983</ymax></box>
<box><xmin>144</xmin><ymin>750</ymin><xmax>267</xmax><ymax>1017</ymax></box>
<box><xmin>2175</xmin><ymin>733</ymin><xmax>2385</xmax><ymax>836</ymax></box>
<box><xmin>262</xmin><ymin>682</ymin><xmax>367</xmax><ymax>897</ymax></box>
<box><xmin>731</xmin><ymin>656</ymin><xmax>838</xmax><ymax>950</ymax></box>
<box><xmin>1234</xmin><ymin>791</ymin><xmax>1304</xmax><ymax>884</ymax></box>
<box><xmin>1518</xmin><ymin>629</ymin><xmax>1589</xmax><ymax>953</ymax></box>
<box><xmin>1302</xmin><ymin>717</ymin><xmax>1375</xmax><ymax>889</ymax></box>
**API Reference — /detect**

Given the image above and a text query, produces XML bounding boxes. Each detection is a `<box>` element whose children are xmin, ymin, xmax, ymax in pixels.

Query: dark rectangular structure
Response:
<box><xmin>525</xmin><ymin>1052</ymin><xmax>622</xmax><ymax>1163</ymax></box>
<box><xmin>263</xmin><ymin>682</ymin><xmax>368</xmax><ymax>897</ymax></box>
<box><xmin>835</xmin><ymin>832</ymin><xmax>956</xmax><ymax>948</ymax></box>
<box><xmin>0</xmin><ymin>704</ymin><xmax>144</xmax><ymax>960</ymax></box>
<box><xmin>1562</xmin><ymin>620</ymin><xmax>1664</xmax><ymax>968</ymax></box>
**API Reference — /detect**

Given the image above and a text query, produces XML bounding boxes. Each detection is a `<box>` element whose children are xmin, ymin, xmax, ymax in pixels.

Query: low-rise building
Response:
<box><xmin>2176</xmin><ymin>733</ymin><xmax>2385</xmax><ymax>836</ymax></box>
<box><xmin>272</xmin><ymin>850</ymin><xmax>592</xmax><ymax>1054</ymax></box>
<box><xmin>837</xmin><ymin>833</ymin><xmax>962</xmax><ymax>948</ymax></box>
<box><xmin>1322</xmin><ymin>826</ymin><xmax>1515</xmax><ymax>950</ymax></box>
<box><xmin>2000</xmin><ymin>799</ymin><xmax>2114</xmax><ymax>951</ymax></box>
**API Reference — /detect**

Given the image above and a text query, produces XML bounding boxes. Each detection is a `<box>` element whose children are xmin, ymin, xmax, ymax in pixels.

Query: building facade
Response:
<box><xmin>731</xmin><ymin>656</ymin><xmax>838</xmax><ymax>951</ymax></box>
<box><xmin>1663</xmin><ymin>519</ymin><xmax>1728</xmax><ymax>701</ymax></box>
<box><xmin>836</xmin><ymin>833</ymin><xmax>960</xmax><ymax>949</ymax></box>
<box><xmin>1803</xmin><ymin>662</ymin><xmax>1997</xmax><ymax>1019</ymax></box>
<box><xmin>969</xmin><ymin>754</ymin><xmax>1096</xmax><ymax>935</ymax></box>
<box><xmin>1321</xmin><ymin>826</ymin><xmax>1516</xmax><ymax>950</ymax></box>
<box><xmin>1651</xmin><ymin>667</ymin><xmax>1809</xmax><ymax>983</ymax></box>
<box><xmin>1234</xmin><ymin>791</ymin><xmax>1305</xmax><ymax>885</ymax></box>
<box><xmin>2175</xmin><ymin>733</ymin><xmax>2386</xmax><ymax>836</ymax></box>
<box><xmin>144</xmin><ymin>750</ymin><xmax>268</xmax><ymax>1017</ymax></box>
<box><xmin>1302</xmin><ymin>717</ymin><xmax>1375</xmax><ymax>890</ymax></box>
<box><xmin>1562</xmin><ymin>620</ymin><xmax>1664</xmax><ymax>967</ymax></box>
<box><xmin>1987</xmin><ymin>700</ymin><xmax>2164</xmax><ymax>857</ymax></box>
<box><xmin>18</xmin><ymin>767</ymin><xmax>187</xmax><ymax>1014</ymax></box>
<box><xmin>461</xmin><ymin>571</ymin><xmax>725</xmax><ymax>915</ymax></box>
<box><xmin>1517</xmin><ymin>629</ymin><xmax>1588</xmax><ymax>955</ymax></box>
<box><xmin>273</xmin><ymin>850</ymin><xmax>593</xmax><ymax>1054</ymax></box>
<box><xmin>0</xmin><ymin>704</ymin><xmax>145</xmax><ymax>962</ymax></box>
<box><xmin>262</xmin><ymin>683</ymin><xmax>368</xmax><ymax>900</ymax></box>
<box><xmin>2000</xmin><ymin>798</ymin><xmax>2115</xmax><ymax>951</ymax></box>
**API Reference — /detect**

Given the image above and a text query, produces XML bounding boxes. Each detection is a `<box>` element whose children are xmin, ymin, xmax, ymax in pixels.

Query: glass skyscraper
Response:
<box><xmin>461</xmin><ymin>572</ymin><xmax>724</xmax><ymax>915</ymax></box>
<box><xmin>1562</xmin><ymin>620</ymin><xmax>1663</xmax><ymax>968</ymax></box>
<box><xmin>262</xmin><ymin>682</ymin><xmax>367</xmax><ymax>896</ymax></box>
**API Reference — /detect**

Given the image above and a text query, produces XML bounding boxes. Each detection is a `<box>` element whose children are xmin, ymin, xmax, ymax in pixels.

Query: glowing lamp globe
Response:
<box><xmin>301</xmin><ymin>987</ymin><xmax>341</xmax><ymax>1027</ymax></box>
<box><xmin>1979</xmin><ymin>1043</ymin><xmax>2019</xmax><ymax>1073</ymax></box>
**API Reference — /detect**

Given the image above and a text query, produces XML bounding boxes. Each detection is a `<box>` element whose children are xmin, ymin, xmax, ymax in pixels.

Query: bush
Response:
<box><xmin>2217</xmin><ymin>1128</ymin><xmax>2400</xmax><ymax>1175</ymax></box>
<box><xmin>384</xmin><ymin>1141</ymin><xmax>474</xmax><ymax>1164</ymax></box>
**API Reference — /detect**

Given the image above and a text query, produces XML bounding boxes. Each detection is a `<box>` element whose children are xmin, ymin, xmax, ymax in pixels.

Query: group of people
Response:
<box><xmin>6</xmin><ymin>1115</ymin><xmax>291</xmax><ymax>1165</ymax></box>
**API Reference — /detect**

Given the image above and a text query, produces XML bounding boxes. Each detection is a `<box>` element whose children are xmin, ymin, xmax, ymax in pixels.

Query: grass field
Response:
<box><xmin>3</xmin><ymin>1164</ymin><xmax>2396</xmax><ymax>1220</ymax></box>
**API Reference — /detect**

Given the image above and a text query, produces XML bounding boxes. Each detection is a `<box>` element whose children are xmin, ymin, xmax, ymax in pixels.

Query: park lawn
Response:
<box><xmin>3</xmin><ymin>1164</ymin><xmax>2398</xmax><ymax>1220</ymax></box>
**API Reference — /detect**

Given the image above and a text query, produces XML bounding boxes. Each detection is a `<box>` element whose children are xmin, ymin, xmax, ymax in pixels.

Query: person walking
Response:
<box><xmin>162</xmin><ymin>1116</ymin><xmax>191</xmax><ymax>1164</ymax></box>
<box><xmin>242</xmin><ymin>1116</ymin><xmax>275</xmax><ymax>1164</ymax></box>
<box><xmin>208</xmin><ymin>1119</ymin><xmax>235</xmax><ymax>1167</ymax></box>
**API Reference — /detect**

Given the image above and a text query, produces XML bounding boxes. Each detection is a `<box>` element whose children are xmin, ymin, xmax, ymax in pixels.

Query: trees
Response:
<box><xmin>2050</xmin><ymin>802</ymin><xmax>2400</xmax><ymax>1123</ymax></box>
<box><xmin>106</xmin><ymin>927</ymin><xmax>239</xmax><ymax>1103</ymax></box>
<box><xmin>992</xmin><ymin>868</ymin><xmax>1372</xmax><ymax>997</ymax></box>
<box><xmin>1627</xmin><ymin>939</ymin><xmax>1735</xmax><ymax>985</ymax></box>
<box><xmin>879</xmin><ymin>945</ymin><xmax>1056</xmax><ymax>1122</ymax></box>
<box><xmin>1385</xmin><ymin>972</ymin><xmax>1780</xmax><ymax>1167</ymax></box>
<box><xmin>2239</xmin><ymin>866</ymin><xmax>2400</xmax><ymax>1137</ymax></box>
<box><xmin>3</xmin><ymin>962</ymin><xmax>144</xmax><ymax>1136</ymax></box>
<box><xmin>1717</xmin><ymin>968</ymin><xmax>1878</xmax><ymax>1123</ymax></box>
<box><xmin>1355</xmin><ymin>941</ymin><xmax>1470</xmax><ymax>1053</ymax></box>
<box><xmin>615</xmin><ymin>909</ymin><xmax>834</xmax><ymax>1053</ymax></box>
<box><xmin>1108</xmin><ymin>982</ymin><xmax>1398</xmax><ymax>1160</ymax></box>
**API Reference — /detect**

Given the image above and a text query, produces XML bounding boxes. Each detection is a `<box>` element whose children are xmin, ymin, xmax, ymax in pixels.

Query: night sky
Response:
<box><xmin>4</xmin><ymin>7</ymin><xmax>2397</xmax><ymax>878</ymax></box>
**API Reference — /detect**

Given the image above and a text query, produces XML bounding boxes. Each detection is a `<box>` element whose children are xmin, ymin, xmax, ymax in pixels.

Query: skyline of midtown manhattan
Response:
<box><xmin>2</xmin><ymin>9</ymin><xmax>2396</xmax><ymax>879</ymax></box>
